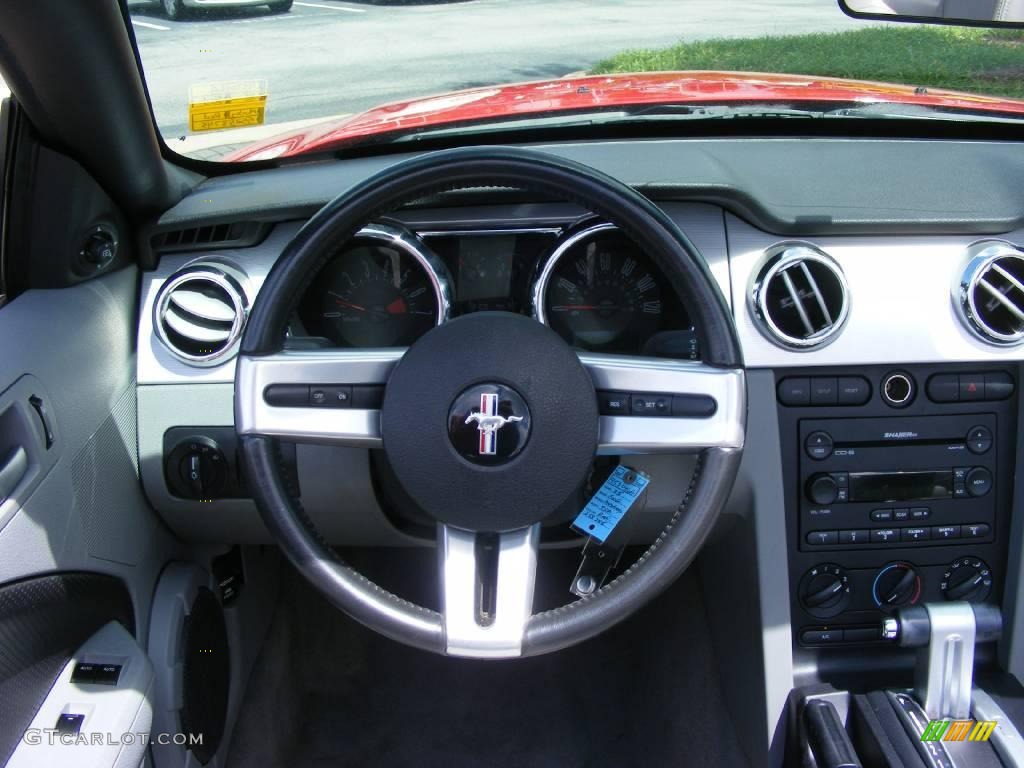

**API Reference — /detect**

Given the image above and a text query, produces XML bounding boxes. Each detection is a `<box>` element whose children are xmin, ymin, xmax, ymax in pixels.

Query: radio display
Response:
<box><xmin>849</xmin><ymin>470</ymin><xmax>953</xmax><ymax>503</ymax></box>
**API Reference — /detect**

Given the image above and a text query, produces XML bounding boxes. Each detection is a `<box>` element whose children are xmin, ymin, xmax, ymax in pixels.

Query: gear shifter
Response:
<box><xmin>882</xmin><ymin>601</ymin><xmax>1002</xmax><ymax>719</ymax></box>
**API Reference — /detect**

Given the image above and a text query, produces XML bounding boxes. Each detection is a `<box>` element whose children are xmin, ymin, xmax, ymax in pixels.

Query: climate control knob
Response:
<box><xmin>942</xmin><ymin>557</ymin><xmax>993</xmax><ymax>603</ymax></box>
<box><xmin>807</xmin><ymin>474</ymin><xmax>839</xmax><ymax>505</ymax></box>
<box><xmin>799</xmin><ymin>564</ymin><xmax>851</xmax><ymax>618</ymax></box>
<box><xmin>872</xmin><ymin>562</ymin><xmax>921</xmax><ymax>612</ymax></box>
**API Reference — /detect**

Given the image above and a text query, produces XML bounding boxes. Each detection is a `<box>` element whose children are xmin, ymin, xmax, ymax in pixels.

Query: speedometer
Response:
<box><xmin>534</xmin><ymin>223</ymin><xmax>670</xmax><ymax>353</ymax></box>
<box><xmin>298</xmin><ymin>224</ymin><xmax>452</xmax><ymax>348</ymax></box>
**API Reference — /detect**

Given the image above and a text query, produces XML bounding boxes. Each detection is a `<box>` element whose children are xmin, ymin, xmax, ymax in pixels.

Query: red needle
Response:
<box><xmin>335</xmin><ymin>298</ymin><xmax>366</xmax><ymax>311</ymax></box>
<box><xmin>386</xmin><ymin>297</ymin><xmax>408</xmax><ymax>315</ymax></box>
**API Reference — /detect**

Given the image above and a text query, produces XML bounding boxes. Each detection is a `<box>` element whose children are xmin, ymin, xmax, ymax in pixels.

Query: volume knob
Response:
<box><xmin>807</xmin><ymin>474</ymin><xmax>839</xmax><ymax>505</ymax></box>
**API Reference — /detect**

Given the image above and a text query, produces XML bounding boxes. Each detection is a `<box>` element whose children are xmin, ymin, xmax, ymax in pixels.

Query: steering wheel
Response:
<box><xmin>235</xmin><ymin>147</ymin><xmax>746</xmax><ymax>658</ymax></box>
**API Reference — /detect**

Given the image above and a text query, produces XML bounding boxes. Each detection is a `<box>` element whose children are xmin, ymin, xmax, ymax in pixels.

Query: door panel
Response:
<box><xmin>0</xmin><ymin>266</ymin><xmax>177</xmax><ymax>764</ymax></box>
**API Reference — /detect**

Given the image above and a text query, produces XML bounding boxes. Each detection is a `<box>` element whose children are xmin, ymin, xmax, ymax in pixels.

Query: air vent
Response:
<box><xmin>957</xmin><ymin>241</ymin><xmax>1024</xmax><ymax>346</ymax></box>
<box><xmin>150</xmin><ymin>221</ymin><xmax>266</xmax><ymax>254</ymax></box>
<box><xmin>750</xmin><ymin>244</ymin><xmax>849</xmax><ymax>349</ymax></box>
<box><xmin>154</xmin><ymin>267</ymin><xmax>248</xmax><ymax>365</ymax></box>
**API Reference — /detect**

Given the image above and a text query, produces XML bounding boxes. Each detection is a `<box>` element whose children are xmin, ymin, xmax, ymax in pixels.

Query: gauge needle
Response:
<box><xmin>550</xmin><ymin>304</ymin><xmax>602</xmax><ymax>311</ymax></box>
<box><xmin>329</xmin><ymin>292</ymin><xmax>366</xmax><ymax>311</ymax></box>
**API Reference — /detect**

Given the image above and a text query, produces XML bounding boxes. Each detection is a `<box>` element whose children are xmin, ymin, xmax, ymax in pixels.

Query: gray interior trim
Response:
<box><xmin>158</xmin><ymin>139</ymin><xmax>1024</xmax><ymax>236</ymax></box>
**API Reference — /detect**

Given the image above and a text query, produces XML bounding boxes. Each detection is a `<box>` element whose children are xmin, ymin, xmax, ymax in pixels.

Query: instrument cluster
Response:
<box><xmin>294</xmin><ymin>219</ymin><xmax>698</xmax><ymax>358</ymax></box>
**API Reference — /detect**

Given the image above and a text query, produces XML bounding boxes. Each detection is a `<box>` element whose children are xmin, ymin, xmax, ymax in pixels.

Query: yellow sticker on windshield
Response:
<box><xmin>188</xmin><ymin>80</ymin><xmax>268</xmax><ymax>133</ymax></box>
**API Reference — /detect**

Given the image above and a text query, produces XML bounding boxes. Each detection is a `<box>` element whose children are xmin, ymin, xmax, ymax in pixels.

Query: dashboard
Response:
<box><xmin>292</xmin><ymin>220</ymin><xmax>697</xmax><ymax>357</ymax></box>
<box><xmin>132</xmin><ymin>136</ymin><xmax>1024</xmax><ymax>692</ymax></box>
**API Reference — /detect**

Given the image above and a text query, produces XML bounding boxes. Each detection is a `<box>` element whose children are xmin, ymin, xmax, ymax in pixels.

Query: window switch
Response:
<box><xmin>55</xmin><ymin>713</ymin><xmax>84</xmax><ymax>735</ymax></box>
<box><xmin>93</xmin><ymin>664</ymin><xmax>123</xmax><ymax>685</ymax></box>
<box><xmin>70</xmin><ymin>663</ymin><xmax>99</xmax><ymax>684</ymax></box>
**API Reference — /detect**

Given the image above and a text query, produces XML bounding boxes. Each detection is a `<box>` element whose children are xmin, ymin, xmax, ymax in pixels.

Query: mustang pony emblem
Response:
<box><xmin>465</xmin><ymin>393</ymin><xmax>523</xmax><ymax>455</ymax></box>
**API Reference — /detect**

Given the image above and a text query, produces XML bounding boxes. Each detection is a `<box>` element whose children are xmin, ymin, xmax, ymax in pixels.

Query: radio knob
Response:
<box><xmin>966</xmin><ymin>467</ymin><xmax>993</xmax><ymax>497</ymax></box>
<box><xmin>807</xmin><ymin>474</ymin><xmax>839</xmax><ymax>505</ymax></box>
<box><xmin>872</xmin><ymin>562</ymin><xmax>921</xmax><ymax>612</ymax></box>
<box><xmin>799</xmin><ymin>564</ymin><xmax>851</xmax><ymax>618</ymax></box>
<box><xmin>942</xmin><ymin>557</ymin><xmax>992</xmax><ymax>603</ymax></box>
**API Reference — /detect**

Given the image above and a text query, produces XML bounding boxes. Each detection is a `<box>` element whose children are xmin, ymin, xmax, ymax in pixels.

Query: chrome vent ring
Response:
<box><xmin>750</xmin><ymin>243</ymin><xmax>849</xmax><ymax>350</ymax></box>
<box><xmin>956</xmin><ymin>242</ymin><xmax>1024</xmax><ymax>346</ymax></box>
<box><xmin>154</xmin><ymin>266</ymin><xmax>248</xmax><ymax>366</ymax></box>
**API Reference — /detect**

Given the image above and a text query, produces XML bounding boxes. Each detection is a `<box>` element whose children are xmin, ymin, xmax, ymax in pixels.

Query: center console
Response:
<box><xmin>778</xmin><ymin>364</ymin><xmax>1018</xmax><ymax>653</ymax></box>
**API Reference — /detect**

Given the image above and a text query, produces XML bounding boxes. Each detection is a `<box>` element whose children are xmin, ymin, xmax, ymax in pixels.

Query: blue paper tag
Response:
<box><xmin>571</xmin><ymin>466</ymin><xmax>650</xmax><ymax>544</ymax></box>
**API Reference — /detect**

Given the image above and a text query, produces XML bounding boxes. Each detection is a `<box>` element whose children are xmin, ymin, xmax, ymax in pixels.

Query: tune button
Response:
<box><xmin>967</xmin><ymin>426</ymin><xmax>993</xmax><ymax>454</ymax></box>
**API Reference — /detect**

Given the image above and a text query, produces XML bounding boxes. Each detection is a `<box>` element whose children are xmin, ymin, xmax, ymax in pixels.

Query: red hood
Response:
<box><xmin>227</xmin><ymin>71</ymin><xmax>1024</xmax><ymax>161</ymax></box>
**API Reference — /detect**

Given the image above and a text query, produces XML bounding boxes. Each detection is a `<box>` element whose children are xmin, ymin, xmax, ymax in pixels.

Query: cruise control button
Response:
<box><xmin>985</xmin><ymin>372</ymin><xmax>1015</xmax><ymax>401</ymax></box>
<box><xmin>631</xmin><ymin>394</ymin><xmax>671</xmax><ymax>416</ymax></box>
<box><xmin>927</xmin><ymin>373</ymin><xmax>960</xmax><ymax>403</ymax></box>
<box><xmin>932</xmin><ymin>525</ymin><xmax>961</xmax><ymax>540</ymax></box>
<box><xmin>870</xmin><ymin>508</ymin><xmax>894</xmax><ymax>522</ymax></box>
<box><xmin>777</xmin><ymin>377</ymin><xmax>810</xmax><ymax>406</ymax></box>
<box><xmin>806</xmin><ymin>530</ymin><xmax>838</xmax><ymax>546</ymax></box>
<box><xmin>263</xmin><ymin>384</ymin><xmax>310</xmax><ymax>407</ymax></box>
<box><xmin>309</xmin><ymin>385</ymin><xmax>352</xmax><ymax>408</ymax></box>
<box><xmin>963</xmin><ymin>523</ymin><xmax>990</xmax><ymax>538</ymax></box>
<box><xmin>839</xmin><ymin>529</ymin><xmax>869</xmax><ymax>545</ymax></box>
<box><xmin>870</xmin><ymin>528</ymin><xmax>898</xmax><ymax>543</ymax></box>
<box><xmin>671</xmin><ymin>394</ymin><xmax>717</xmax><ymax>418</ymax></box>
<box><xmin>597</xmin><ymin>391</ymin><xmax>630</xmax><ymax>415</ymax></box>
<box><xmin>811</xmin><ymin>377</ymin><xmax>838</xmax><ymax>405</ymax></box>
<box><xmin>967</xmin><ymin>425</ymin><xmax>993</xmax><ymax>455</ymax></box>
<box><xmin>805</xmin><ymin>431</ymin><xmax>834</xmax><ymax>461</ymax></box>
<box><xmin>837</xmin><ymin>376</ymin><xmax>870</xmax><ymax>405</ymax></box>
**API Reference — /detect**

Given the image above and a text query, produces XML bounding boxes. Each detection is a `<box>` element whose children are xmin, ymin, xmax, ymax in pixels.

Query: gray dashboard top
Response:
<box><xmin>163</xmin><ymin>138</ymin><xmax>1024</xmax><ymax>235</ymax></box>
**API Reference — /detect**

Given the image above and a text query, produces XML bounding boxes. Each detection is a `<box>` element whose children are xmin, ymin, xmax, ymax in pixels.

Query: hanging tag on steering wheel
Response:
<box><xmin>571</xmin><ymin>465</ymin><xmax>650</xmax><ymax>544</ymax></box>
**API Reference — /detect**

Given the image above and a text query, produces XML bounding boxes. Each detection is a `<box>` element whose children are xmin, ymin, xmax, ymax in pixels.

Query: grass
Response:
<box><xmin>591</xmin><ymin>25</ymin><xmax>1024</xmax><ymax>100</ymax></box>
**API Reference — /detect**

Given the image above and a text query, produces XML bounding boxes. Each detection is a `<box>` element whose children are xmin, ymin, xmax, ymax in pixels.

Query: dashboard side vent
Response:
<box><xmin>154</xmin><ymin>267</ymin><xmax>248</xmax><ymax>366</ymax></box>
<box><xmin>150</xmin><ymin>221</ymin><xmax>267</xmax><ymax>254</ymax></box>
<box><xmin>750</xmin><ymin>244</ymin><xmax>850</xmax><ymax>349</ymax></box>
<box><xmin>957</xmin><ymin>242</ymin><xmax>1024</xmax><ymax>346</ymax></box>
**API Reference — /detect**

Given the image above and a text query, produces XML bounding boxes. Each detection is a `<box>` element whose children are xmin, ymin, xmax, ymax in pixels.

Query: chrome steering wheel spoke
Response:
<box><xmin>235</xmin><ymin>348</ymin><xmax>404</xmax><ymax>447</ymax></box>
<box><xmin>236</xmin><ymin>348</ymin><xmax>745</xmax><ymax>454</ymax></box>
<box><xmin>581</xmin><ymin>353</ymin><xmax>745</xmax><ymax>454</ymax></box>
<box><xmin>440</xmin><ymin>523</ymin><xmax>540</xmax><ymax>658</ymax></box>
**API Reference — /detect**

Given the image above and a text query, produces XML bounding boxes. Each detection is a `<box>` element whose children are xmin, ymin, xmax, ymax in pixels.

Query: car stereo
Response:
<box><xmin>799</xmin><ymin>413</ymin><xmax>997</xmax><ymax>549</ymax></box>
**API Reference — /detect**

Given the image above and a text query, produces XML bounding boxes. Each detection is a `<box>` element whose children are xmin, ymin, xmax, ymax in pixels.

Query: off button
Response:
<box><xmin>805</xmin><ymin>431</ymin><xmax>834</xmax><ymax>461</ymax></box>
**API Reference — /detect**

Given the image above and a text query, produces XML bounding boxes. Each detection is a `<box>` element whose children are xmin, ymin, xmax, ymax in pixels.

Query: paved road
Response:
<box><xmin>129</xmin><ymin>0</ymin><xmax>870</xmax><ymax>149</ymax></box>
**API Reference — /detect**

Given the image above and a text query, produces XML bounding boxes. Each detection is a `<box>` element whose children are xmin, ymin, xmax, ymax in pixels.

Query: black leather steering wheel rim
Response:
<box><xmin>236</xmin><ymin>146</ymin><xmax>745</xmax><ymax>657</ymax></box>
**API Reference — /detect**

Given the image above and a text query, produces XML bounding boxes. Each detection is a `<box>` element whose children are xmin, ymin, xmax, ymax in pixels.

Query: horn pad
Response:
<box><xmin>381</xmin><ymin>312</ymin><xmax>599</xmax><ymax>532</ymax></box>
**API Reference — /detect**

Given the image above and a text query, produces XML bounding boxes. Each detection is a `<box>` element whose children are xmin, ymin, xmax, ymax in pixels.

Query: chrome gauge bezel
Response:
<box><xmin>530</xmin><ymin>221</ymin><xmax>618</xmax><ymax>327</ymax></box>
<box><xmin>351</xmin><ymin>222</ymin><xmax>454</xmax><ymax>330</ymax></box>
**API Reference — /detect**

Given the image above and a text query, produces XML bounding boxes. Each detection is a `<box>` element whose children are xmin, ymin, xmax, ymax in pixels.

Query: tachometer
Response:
<box><xmin>534</xmin><ymin>223</ymin><xmax>668</xmax><ymax>352</ymax></box>
<box><xmin>299</xmin><ymin>224</ymin><xmax>451</xmax><ymax>347</ymax></box>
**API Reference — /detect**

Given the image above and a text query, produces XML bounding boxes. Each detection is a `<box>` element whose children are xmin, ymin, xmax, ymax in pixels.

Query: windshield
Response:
<box><xmin>128</xmin><ymin>0</ymin><xmax>1024</xmax><ymax>162</ymax></box>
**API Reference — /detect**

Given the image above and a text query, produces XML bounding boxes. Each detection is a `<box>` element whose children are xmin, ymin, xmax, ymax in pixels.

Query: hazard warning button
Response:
<box><xmin>960</xmin><ymin>374</ymin><xmax>985</xmax><ymax>401</ymax></box>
